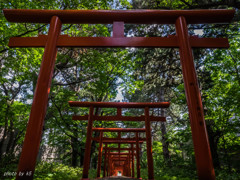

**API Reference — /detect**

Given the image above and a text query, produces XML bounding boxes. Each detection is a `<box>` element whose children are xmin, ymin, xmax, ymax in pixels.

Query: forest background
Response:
<box><xmin>0</xmin><ymin>0</ymin><xmax>240</xmax><ymax>179</ymax></box>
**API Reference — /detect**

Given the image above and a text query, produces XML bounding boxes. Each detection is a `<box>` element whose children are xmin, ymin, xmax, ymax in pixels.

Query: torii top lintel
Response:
<box><xmin>69</xmin><ymin>101</ymin><xmax>170</xmax><ymax>108</ymax></box>
<box><xmin>3</xmin><ymin>9</ymin><xmax>235</xmax><ymax>24</ymax></box>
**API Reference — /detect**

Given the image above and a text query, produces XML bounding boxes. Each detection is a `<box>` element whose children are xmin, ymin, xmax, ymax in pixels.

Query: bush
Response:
<box><xmin>34</xmin><ymin>162</ymin><xmax>82</xmax><ymax>180</ymax></box>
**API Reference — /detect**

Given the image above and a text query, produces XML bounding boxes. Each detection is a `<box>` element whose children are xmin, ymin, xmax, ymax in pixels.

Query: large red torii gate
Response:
<box><xmin>3</xmin><ymin>9</ymin><xmax>235</xmax><ymax>180</ymax></box>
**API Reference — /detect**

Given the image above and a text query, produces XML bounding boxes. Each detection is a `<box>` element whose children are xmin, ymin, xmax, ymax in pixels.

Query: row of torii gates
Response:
<box><xmin>68</xmin><ymin>102</ymin><xmax>170</xmax><ymax>179</ymax></box>
<box><xmin>3</xmin><ymin>8</ymin><xmax>235</xmax><ymax>180</ymax></box>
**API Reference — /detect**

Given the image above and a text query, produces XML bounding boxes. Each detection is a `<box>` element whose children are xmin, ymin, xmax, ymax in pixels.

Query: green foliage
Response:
<box><xmin>34</xmin><ymin>162</ymin><xmax>82</xmax><ymax>180</ymax></box>
<box><xmin>215</xmin><ymin>168</ymin><xmax>240</xmax><ymax>180</ymax></box>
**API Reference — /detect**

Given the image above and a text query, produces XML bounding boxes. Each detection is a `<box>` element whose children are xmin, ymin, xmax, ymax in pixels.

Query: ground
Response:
<box><xmin>98</xmin><ymin>176</ymin><xmax>134</xmax><ymax>180</ymax></box>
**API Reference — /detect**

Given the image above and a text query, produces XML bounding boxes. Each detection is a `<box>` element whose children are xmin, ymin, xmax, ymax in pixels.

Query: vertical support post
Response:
<box><xmin>16</xmin><ymin>16</ymin><xmax>62</xmax><ymax>180</ymax></box>
<box><xmin>111</xmin><ymin>156</ymin><xmax>113</xmax><ymax>176</ymax></box>
<box><xmin>82</xmin><ymin>106</ymin><xmax>94</xmax><ymax>179</ymax></box>
<box><xmin>124</xmin><ymin>161</ymin><xmax>127</xmax><ymax>176</ymax></box>
<box><xmin>126</xmin><ymin>153</ymin><xmax>128</xmax><ymax>176</ymax></box>
<box><xmin>97</xmin><ymin>131</ymin><xmax>103</xmax><ymax>177</ymax></box>
<box><xmin>113</xmin><ymin>21</ymin><xmax>124</xmax><ymax>38</ymax></box>
<box><xmin>136</xmin><ymin>132</ymin><xmax>141</xmax><ymax>179</ymax></box>
<box><xmin>103</xmin><ymin>144</ymin><xmax>108</xmax><ymax>177</ymax></box>
<box><xmin>175</xmin><ymin>16</ymin><xmax>215</xmax><ymax>180</ymax></box>
<box><xmin>145</xmin><ymin>107</ymin><xmax>154</xmax><ymax>180</ymax></box>
<box><xmin>118</xmin><ymin>132</ymin><xmax>121</xmax><ymax>167</ymax></box>
<box><xmin>109</xmin><ymin>155</ymin><xmax>112</xmax><ymax>176</ymax></box>
<box><xmin>107</xmin><ymin>149</ymin><xmax>110</xmax><ymax>177</ymax></box>
<box><xmin>131</xmin><ymin>144</ymin><xmax>135</xmax><ymax>178</ymax></box>
<box><xmin>118</xmin><ymin>143</ymin><xmax>120</xmax><ymax>166</ymax></box>
<box><xmin>117</xmin><ymin>108</ymin><xmax>122</xmax><ymax>117</ymax></box>
<box><xmin>129</xmin><ymin>151</ymin><xmax>132</xmax><ymax>177</ymax></box>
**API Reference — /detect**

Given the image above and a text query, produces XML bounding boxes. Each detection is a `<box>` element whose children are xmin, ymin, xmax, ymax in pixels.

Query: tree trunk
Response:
<box><xmin>79</xmin><ymin>146</ymin><xmax>84</xmax><ymax>167</ymax></box>
<box><xmin>71</xmin><ymin>136</ymin><xmax>78</xmax><ymax>167</ymax></box>
<box><xmin>6</xmin><ymin>118</ymin><xmax>14</xmax><ymax>154</ymax></box>
<box><xmin>206</xmin><ymin>123</ymin><xmax>221</xmax><ymax>169</ymax></box>
<box><xmin>0</xmin><ymin>104</ymin><xmax>10</xmax><ymax>161</ymax></box>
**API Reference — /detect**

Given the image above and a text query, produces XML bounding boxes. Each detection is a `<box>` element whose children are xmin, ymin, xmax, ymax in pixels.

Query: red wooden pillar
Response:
<box><xmin>97</xmin><ymin>131</ymin><xmax>103</xmax><ymax>177</ymax></box>
<box><xmin>125</xmin><ymin>160</ymin><xmax>128</xmax><ymax>176</ymax></box>
<box><xmin>107</xmin><ymin>149</ymin><xmax>110</xmax><ymax>177</ymax></box>
<box><xmin>124</xmin><ymin>161</ymin><xmax>127</xmax><ymax>176</ymax></box>
<box><xmin>145</xmin><ymin>107</ymin><xmax>154</xmax><ymax>180</ymax></box>
<box><xmin>111</xmin><ymin>157</ymin><xmax>114</xmax><ymax>176</ymax></box>
<box><xmin>110</xmin><ymin>155</ymin><xmax>113</xmax><ymax>176</ymax></box>
<box><xmin>16</xmin><ymin>16</ymin><xmax>62</xmax><ymax>180</ymax></box>
<box><xmin>175</xmin><ymin>16</ymin><xmax>215</xmax><ymax>180</ymax></box>
<box><xmin>127</xmin><ymin>154</ymin><xmax>130</xmax><ymax>176</ymax></box>
<box><xmin>82</xmin><ymin>106</ymin><xmax>94</xmax><ymax>179</ymax></box>
<box><xmin>131</xmin><ymin>144</ymin><xmax>135</xmax><ymax>178</ymax></box>
<box><xmin>109</xmin><ymin>155</ymin><xmax>111</xmax><ymax>176</ymax></box>
<box><xmin>123</xmin><ymin>161</ymin><xmax>126</xmax><ymax>176</ymax></box>
<box><xmin>129</xmin><ymin>152</ymin><xmax>132</xmax><ymax>177</ymax></box>
<box><xmin>136</xmin><ymin>132</ymin><xmax>141</xmax><ymax>179</ymax></box>
<box><xmin>118</xmin><ymin>135</ymin><xmax>120</xmax><ymax>167</ymax></box>
<box><xmin>103</xmin><ymin>144</ymin><xmax>108</xmax><ymax>177</ymax></box>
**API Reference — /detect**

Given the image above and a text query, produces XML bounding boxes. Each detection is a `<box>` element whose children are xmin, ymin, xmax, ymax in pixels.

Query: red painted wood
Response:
<box><xmin>117</xmin><ymin>108</ymin><xmax>122</xmax><ymax>116</ymax></box>
<box><xmin>16</xmin><ymin>16</ymin><xmax>62</xmax><ymax>180</ymax></box>
<box><xmin>97</xmin><ymin>140</ymin><xmax>144</xmax><ymax>144</ymax></box>
<box><xmin>111</xmin><ymin>155</ymin><xmax>130</xmax><ymax>158</ymax></box>
<box><xmin>112</xmin><ymin>158</ymin><xmax>129</xmax><ymax>160</ymax></box>
<box><xmin>128</xmin><ymin>153</ymin><xmax>131</xmax><ymax>177</ymax></box>
<box><xmin>72</xmin><ymin>115</ymin><xmax>166</xmax><ymax>122</ymax></box>
<box><xmin>104</xmin><ymin>147</ymin><xmax>137</xmax><ymax>151</ymax></box>
<box><xmin>175</xmin><ymin>16</ymin><xmax>215</xmax><ymax>180</ymax></box>
<box><xmin>107</xmin><ymin>152</ymin><xmax>136</xmax><ymax>155</ymax></box>
<box><xmin>107</xmin><ymin>149</ymin><xmax>110</xmax><ymax>177</ymax></box>
<box><xmin>103</xmin><ymin>144</ymin><xmax>107</xmax><ymax>177</ymax></box>
<box><xmin>92</xmin><ymin>137</ymin><xmax>146</xmax><ymax>141</ymax></box>
<box><xmin>3</xmin><ymin>9</ymin><xmax>235</xmax><ymax>24</ymax></box>
<box><xmin>69</xmin><ymin>101</ymin><xmax>170</xmax><ymax>108</ymax></box>
<box><xmin>97</xmin><ymin>131</ymin><xmax>103</xmax><ymax>177</ymax></box>
<box><xmin>93</xmin><ymin>128</ymin><xmax>146</xmax><ymax>132</ymax></box>
<box><xmin>82</xmin><ymin>106</ymin><xmax>94</xmax><ymax>179</ymax></box>
<box><xmin>118</xmin><ymin>141</ymin><xmax>121</xmax><ymax>166</ymax></box>
<box><xmin>136</xmin><ymin>132</ymin><xmax>141</xmax><ymax>179</ymax></box>
<box><xmin>9</xmin><ymin>36</ymin><xmax>229</xmax><ymax>48</ymax></box>
<box><xmin>131</xmin><ymin>144</ymin><xmax>135</xmax><ymax>178</ymax></box>
<box><xmin>113</xmin><ymin>21</ymin><xmax>124</xmax><ymax>38</ymax></box>
<box><xmin>144</xmin><ymin>107</ymin><xmax>154</xmax><ymax>180</ymax></box>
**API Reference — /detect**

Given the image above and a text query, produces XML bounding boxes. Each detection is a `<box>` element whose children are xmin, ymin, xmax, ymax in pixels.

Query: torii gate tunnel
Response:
<box><xmin>3</xmin><ymin>9</ymin><xmax>235</xmax><ymax>180</ymax></box>
<box><xmin>91</xmin><ymin>127</ymin><xmax>146</xmax><ymax>178</ymax></box>
<box><xmin>68</xmin><ymin>102</ymin><xmax>170</xmax><ymax>180</ymax></box>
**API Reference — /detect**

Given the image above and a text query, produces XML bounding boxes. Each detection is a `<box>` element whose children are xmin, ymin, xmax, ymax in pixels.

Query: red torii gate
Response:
<box><xmin>69</xmin><ymin>102</ymin><xmax>169</xmax><ymax>179</ymax></box>
<box><xmin>92</xmin><ymin>128</ymin><xmax>145</xmax><ymax>178</ymax></box>
<box><xmin>103</xmin><ymin>141</ymin><xmax>142</xmax><ymax>178</ymax></box>
<box><xmin>105</xmin><ymin>146</ymin><xmax>136</xmax><ymax>177</ymax></box>
<box><xmin>3</xmin><ymin>9</ymin><xmax>235</xmax><ymax>180</ymax></box>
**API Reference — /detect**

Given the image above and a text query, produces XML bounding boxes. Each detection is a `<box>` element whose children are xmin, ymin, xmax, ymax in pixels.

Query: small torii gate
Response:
<box><xmin>92</xmin><ymin>128</ymin><xmax>146</xmax><ymax>178</ymax></box>
<box><xmin>3</xmin><ymin>9</ymin><xmax>235</xmax><ymax>180</ymax></box>
<box><xmin>69</xmin><ymin>101</ymin><xmax>170</xmax><ymax>180</ymax></box>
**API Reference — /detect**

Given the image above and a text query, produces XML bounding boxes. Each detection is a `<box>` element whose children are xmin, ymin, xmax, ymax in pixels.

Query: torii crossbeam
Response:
<box><xmin>3</xmin><ymin>9</ymin><xmax>235</xmax><ymax>180</ymax></box>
